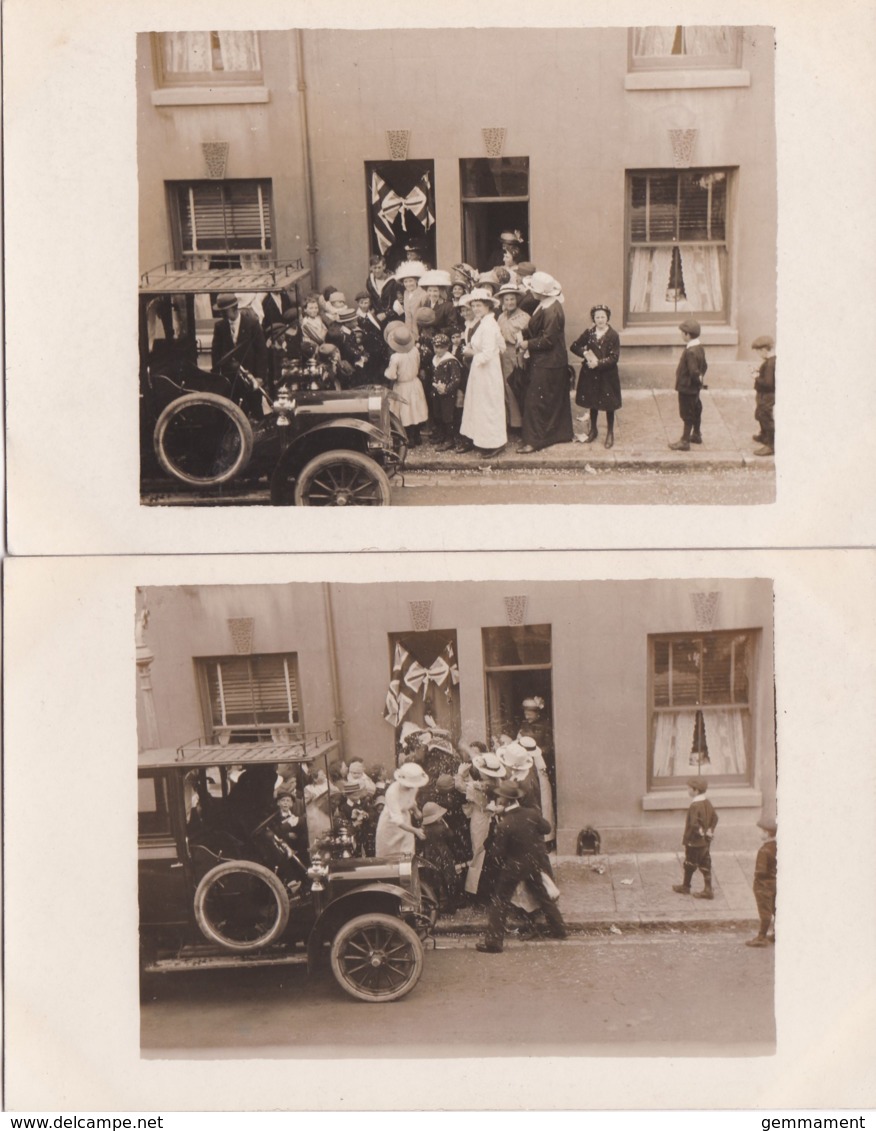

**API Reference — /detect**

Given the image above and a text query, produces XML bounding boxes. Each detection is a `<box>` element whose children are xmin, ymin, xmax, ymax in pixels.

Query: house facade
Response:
<box><xmin>136</xmin><ymin>26</ymin><xmax>777</xmax><ymax>388</ymax></box>
<box><xmin>137</xmin><ymin>578</ymin><xmax>777</xmax><ymax>854</ymax></box>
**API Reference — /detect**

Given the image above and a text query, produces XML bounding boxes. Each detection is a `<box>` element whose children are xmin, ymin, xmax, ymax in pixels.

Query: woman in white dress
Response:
<box><xmin>459</xmin><ymin>288</ymin><xmax>507</xmax><ymax>456</ymax></box>
<box><xmin>375</xmin><ymin>762</ymin><xmax>430</xmax><ymax>857</ymax></box>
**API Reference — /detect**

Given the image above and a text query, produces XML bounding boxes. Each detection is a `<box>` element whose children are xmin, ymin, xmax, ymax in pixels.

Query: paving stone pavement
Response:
<box><xmin>433</xmin><ymin>851</ymin><xmax>760</xmax><ymax>933</ymax></box>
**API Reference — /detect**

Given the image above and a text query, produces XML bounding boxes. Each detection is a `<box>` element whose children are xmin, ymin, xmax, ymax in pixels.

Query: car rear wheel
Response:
<box><xmin>330</xmin><ymin>913</ymin><xmax>424</xmax><ymax>1002</ymax></box>
<box><xmin>154</xmin><ymin>392</ymin><xmax>254</xmax><ymax>486</ymax></box>
<box><xmin>193</xmin><ymin>860</ymin><xmax>289</xmax><ymax>952</ymax></box>
<box><xmin>291</xmin><ymin>450</ymin><xmax>391</xmax><ymax>507</ymax></box>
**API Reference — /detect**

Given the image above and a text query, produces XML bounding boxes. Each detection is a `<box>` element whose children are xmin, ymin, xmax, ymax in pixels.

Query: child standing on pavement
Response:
<box><xmin>669</xmin><ymin>319</ymin><xmax>708</xmax><ymax>451</ymax></box>
<box><xmin>672</xmin><ymin>777</ymin><xmax>718</xmax><ymax>899</ymax></box>
<box><xmin>384</xmin><ymin>323</ymin><xmax>428</xmax><ymax>447</ymax></box>
<box><xmin>750</xmin><ymin>335</ymin><xmax>776</xmax><ymax>456</ymax></box>
<box><xmin>430</xmin><ymin>333</ymin><xmax>463</xmax><ymax>450</ymax></box>
<box><xmin>746</xmin><ymin>817</ymin><xmax>777</xmax><ymax>946</ymax></box>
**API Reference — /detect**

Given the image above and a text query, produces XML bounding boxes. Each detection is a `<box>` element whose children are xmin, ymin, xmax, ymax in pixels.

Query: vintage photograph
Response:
<box><xmin>137</xmin><ymin>26</ymin><xmax>777</xmax><ymax>509</ymax></box>
<box><xmin>137</xmin><ymin>577</ymin><xmax>777</xmax><ymax>1056</ymax></box>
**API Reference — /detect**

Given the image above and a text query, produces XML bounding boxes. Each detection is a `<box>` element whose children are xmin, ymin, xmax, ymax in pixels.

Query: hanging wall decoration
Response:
<box><xmin>369</xmin><ymin>167</ymin><xmax>435</xmax><ymax>257</ymax></box>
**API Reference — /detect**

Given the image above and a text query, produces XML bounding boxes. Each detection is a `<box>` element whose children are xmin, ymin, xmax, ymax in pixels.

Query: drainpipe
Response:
<box><xmin>295</xmin><ymin>29</ymin><xmax>319</xmax><ymax>290</ymax></box>
<box><xmin>322</xmin><ymin>582</ymin><xmax>346</xmax><ymax>763</ymax></box>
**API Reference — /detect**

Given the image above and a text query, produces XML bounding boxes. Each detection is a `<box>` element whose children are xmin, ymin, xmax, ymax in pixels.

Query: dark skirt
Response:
<box><xmin>575</xmin><ymin>365</ymin><xmax>622</xmax><ymax>412</ymax></box>
<box><xmin>522</xmin><ymin>366</ymin><xmax>575</xmax><ymax>450</ymax></box>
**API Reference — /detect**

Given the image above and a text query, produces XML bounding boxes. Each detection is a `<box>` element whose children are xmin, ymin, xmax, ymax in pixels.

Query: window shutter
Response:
<box><xmin>205</xmin><ymin>654</ymin><xmax>299</xmax><ymax>729</ymax></box>
<box><xmin>179</xmin><ymin>182</ymin><xmax>272</xmax><ymax>254</ymax></box>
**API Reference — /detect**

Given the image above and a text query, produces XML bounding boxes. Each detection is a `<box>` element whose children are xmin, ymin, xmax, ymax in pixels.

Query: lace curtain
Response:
<box><xmin>652</xmin><ymin>709</ymin><xmax>748</xmax><ymax>778</ymax></box>
<box><xmin>629</xmin><ymin>245</ymin><xmax>724</xmax><ymax>314</ymax></box>
<box><xmin>160</xmin><ymin>31</ymin><xmax>260</xmax><ymax>75</ymax></box>
<box><xmin>633</xmin><ymin>26</ymin><xmax>735</xmax><ymax>59</ymax></box>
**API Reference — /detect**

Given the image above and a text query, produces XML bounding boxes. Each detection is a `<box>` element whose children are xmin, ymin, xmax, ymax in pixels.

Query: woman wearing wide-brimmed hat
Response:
<box><xmin>516</xmin><ymin>272</ymin><xmax>575</xmax><ymax>452</ymax></box>
<box><xmin>572</xmin><ymin>304</ymin><xmax>622</xmax><ymax>448</ymax></box>
<box><xmin>394</xmin><ymin>260</ymin><xmax>428</xmax><ymax>339</ymax></box>
<box><xmin>457</xmin><ymin>288</ymin><xmax>508</xmax><ymax>456</ymax></box>
<box><xmin>375</xmin><ymin>762</ymin><xmax>430</xmax><ymax>857</ymax></box>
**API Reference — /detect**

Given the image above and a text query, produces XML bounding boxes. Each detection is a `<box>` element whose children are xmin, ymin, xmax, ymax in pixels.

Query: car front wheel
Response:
<box><xmin>330</xmin><ymin>913</ymin><xmax>424</xmax><ymax>1002</ymax></box>
<box><xmin>291</xmin><ymin>450</ymin><xmax>392</xmax><ymax>507</ymax></box>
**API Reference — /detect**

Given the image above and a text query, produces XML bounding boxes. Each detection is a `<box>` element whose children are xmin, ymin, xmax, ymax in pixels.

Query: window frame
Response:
<box><xmin>624</xmin><ymin>167</ymin><xmax>734</xmax><ymax>326</ymax></box>
<box><xmin>152</xmin><ymin>31</ymin><xmax>263</xmax><ymax>88</ymax></box>
<box><xmin>167</xmin><ymin>179</ymin><xmax>274</xmax><ymax>268</ymax></box>
<box><xmin>647</xmin><ymin>630</ymin><xmax>758</xmax><ymax>790</ymax></box>
<box><xmin>196</xmin><ymin>652</ymin><xmax>303</xmax><ymax>744</ymax></box>
<box><xmin>628</xmin><ymin>26</ymin><xmax>743</xmax><ymax>72</ymax></box>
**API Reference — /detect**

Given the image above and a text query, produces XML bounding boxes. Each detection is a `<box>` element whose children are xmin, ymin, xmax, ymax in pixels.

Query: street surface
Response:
<box><xmin>143</xmin><ymin>466</ymin><xmax>774</xmax><ymax>508</ymax></box>
<box><xmin>141</xmin><ymin>928</ymin><xmax>774</xmax><ymax>1057</ymax></box>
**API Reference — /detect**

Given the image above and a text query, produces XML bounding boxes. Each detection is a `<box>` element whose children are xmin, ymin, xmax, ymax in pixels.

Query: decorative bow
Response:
<box><xmin>404</xmin><ymin>656</ymin><xmax>451</xmax><ymax>697</ymax></box>
<box><xmin>384</xmin><ymin>678</ymin><xmax>413</xmax><ymax>727</ymax></box>
<box><xmin>371</xmin><ymin>172</ymin><xmax>435</xmax><ymax>254</ymax></box>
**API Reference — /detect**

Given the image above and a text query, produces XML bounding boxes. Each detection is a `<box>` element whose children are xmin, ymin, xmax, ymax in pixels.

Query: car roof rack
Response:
<box><xmin>138</xmin><ymin>260</ymin><xmax>309</xmax><ymax>294</ymax></box>
<box><xmin>138</xmin><ymin>730</ymin><xmax>339</xmax><ymax>769</ymax></box>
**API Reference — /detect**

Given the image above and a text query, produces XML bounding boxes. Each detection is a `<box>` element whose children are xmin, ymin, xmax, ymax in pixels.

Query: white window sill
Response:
<box><xmin>620</xmin><ymin>326</ymin><xmax>739</xmax><ymax>347</ymax></box>
<box><xmin>625</xmin><ymin>69</ymin><xmax>751</xmax><ymax>91</ymax></box>
<box><xmin>152</xmin><ymin>86</ymin><xmax>270</xmax><ymax>106</ymax></box>
<box><xmin>641</xmin><ymin>786</ymin><xmax>762</xmax><ymax>811</ymax></box>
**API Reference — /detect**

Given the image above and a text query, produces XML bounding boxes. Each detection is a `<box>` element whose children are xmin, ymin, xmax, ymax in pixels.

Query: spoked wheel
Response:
<box><xmin>193</xmin><ymin>860</ymin><xmax>289</xmax><ymax>952</ymax></box>
<box><xmin>292</xmin><ymin>450</ymin><xmax>391</xmax><ymax>507</ymax></box>
<box><xmin>330</xmin><ymin>913</ymin><xmax>424</xmax><ymax>1002</ymax></box>
<box><xmin>154</xmin><ymin>392</ymin><xmax>254</xmax><ymax>486</ymax></box>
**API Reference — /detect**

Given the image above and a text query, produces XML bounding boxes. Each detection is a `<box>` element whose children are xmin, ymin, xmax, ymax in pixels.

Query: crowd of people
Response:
<box><xmin>208</xmin><ymin>232</ymin><xmax>776</xmax><ymax>460</ymax></box>
<box><xmin>217</xmin><ymin>692</ymin><xmax>565</xmax><ymax>951</ymax></box>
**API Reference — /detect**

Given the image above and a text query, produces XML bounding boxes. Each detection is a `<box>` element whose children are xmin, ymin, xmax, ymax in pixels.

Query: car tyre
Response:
<box><xmin>193</xmin><ymin>860</ymin><xmax>290</xmax><ymax>953</ymax></box>
<box><xmin>330</xmin><ymin>913</ymin><xmax>424</xmax><ymax>1002</ymax></box>
<box><xmin>154</xmin><ymin>392</ymin><xmax>254</xmax><ymax>487</ymax></box>
<box><xmin>290</xmin><ymin>450</ymin><xmax>391</xmax><ymax>507</ymax></box>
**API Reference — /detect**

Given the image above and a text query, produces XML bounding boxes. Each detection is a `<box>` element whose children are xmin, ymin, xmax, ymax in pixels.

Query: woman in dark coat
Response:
<box><xmin>572</xmin><ymin>304</ymin><xmax>622</xmax><ymax>449</ymax></box>
<box><xmin>516</xmin><ymin>273</ymin><xmax>574</xmax><ymax>452</ymax></box>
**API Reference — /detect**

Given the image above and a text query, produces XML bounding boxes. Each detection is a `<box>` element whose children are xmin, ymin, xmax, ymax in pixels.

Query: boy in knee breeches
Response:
<box><xmin>672</xmin><ymin>777</ymin><xmax>718</xmax><ymax>899</ymax></box>
<box><xmin>670</xmin><ymin>320</ymin><xmax>708</xmax><ymax>452</ymax></box>
<box><xmin>751</xmin><ymin>335</ymin><xmax>776</xmax><ymax>456</ymax></box>
<box><xmin>746</xmin><ymin>817</ymin><xmax>777</xmax><ymax>946</ymax></box>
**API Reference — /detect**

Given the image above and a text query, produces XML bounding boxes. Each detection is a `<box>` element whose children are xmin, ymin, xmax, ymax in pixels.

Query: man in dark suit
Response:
<box><xmin>476</xmin><ymin>782</ymin><xmax>567</xmax><ymax>953</ymax></box>
<box><xmin>211</xmin><ymin>293</ymin><xmax>269</xmax><ymax>414</ymax></box>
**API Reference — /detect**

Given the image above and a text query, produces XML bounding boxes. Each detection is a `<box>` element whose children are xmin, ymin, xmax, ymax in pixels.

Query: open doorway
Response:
<box><xmin>460</xmin><ymin>157</ymin><xmax>530</xmax><ymax>271</ymax></box>
<box><xmin>482</xmin><ymin>624</ymin><xmax>555</xmax><ymax>798</ymax></box>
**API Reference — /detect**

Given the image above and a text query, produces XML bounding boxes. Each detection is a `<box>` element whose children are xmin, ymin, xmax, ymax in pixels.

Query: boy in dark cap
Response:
<box><xmin>746</xmin><ymin>817</ymin><xmax>777</xmax><ymax>946</ymax></box>
<box><xmin>751</xmin><ymin>335</ymin><xmax>776</xmax><ymax>456</ymax></box>
<box><xmin>672</xmin><ymin>777</ymin><xmax>719</xmax><ymax>899</ymax></box>
<box><xmin>670</xmin><ymin>320</ymin><xmax>708</xmax><ymax>451</ymax></box>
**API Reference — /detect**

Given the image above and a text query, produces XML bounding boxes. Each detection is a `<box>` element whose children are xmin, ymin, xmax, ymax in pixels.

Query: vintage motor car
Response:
<box><xmin>139</xmin><ymin>262</ymin><xmax>407</xmax><ymax>505</ymax></box>
<box><xmin>138</xmin><ymin>732</ymin><xmax>434</xmax><ymax>1002</ymax></box>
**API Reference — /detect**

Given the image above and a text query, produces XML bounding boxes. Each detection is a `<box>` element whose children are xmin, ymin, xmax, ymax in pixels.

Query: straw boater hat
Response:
<box><xmin>517</xmin><ymin>735</ymin><xmax>539</xmax><ymax>754</ymax></box>
<box><xmin>497</xmin><ymin>742</ymin><xmax>534</xmax><ymax>773</ymax></box>
<box><xmin>336</xmin><ymin>307</ymin><xmax>359</xmax><ymax>325</ymax></box>
<box><xmin>386</xmin><ymin>324</ymin><xmax>417</xmax><ymax>354</ymax></box>
<box><xmin>421</xmin><ymin>802</ymin><xmax>448</xmax><ymax>826</ymax></box>
<box><xmin>473</xmin><ymin>751</ymin><xmax>506</xmax><ymax>778</ymax></box>
<box><xmin>420</xmin><ymin>269</ymin><xmax>452</xmax><ymax>289</ymax></box>
<box><xmin>394</xmin><ymin>763</ymin><xmax>430</xmax><ymax>789</ymax></box>
<box><xmin>458</xmin><ymin>287</ymin><xmax>499</xmax><ymax>309</ymax></box>
<box><xmin>496</xmin><ymin>283</ymin><xmax>522</xmax><ymax>298</ymax></box>
<box><xmin>394</xmin><ymin>261</ymin><xmax>427</xmax><ymax>282</ymax></box>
